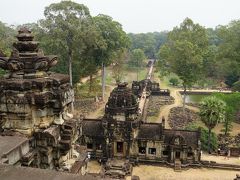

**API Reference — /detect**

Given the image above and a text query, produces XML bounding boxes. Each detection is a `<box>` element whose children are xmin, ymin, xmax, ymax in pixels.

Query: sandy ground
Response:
<box><xmin>213</xmin><ymin>122</ymin><xmax>240</xmax><ymax>136</ymax></box>
<box><xmin>80</xmin><ymin>70</ymin><xmax>101</xmax><ymax>83</ymax></box>
<box><xmin>202</xmin><ymin>152</ymin><xmax>240</xmax><ymax>165</ymax></box>
<box><xmin>91</xmin><ymin>151</ymin><xmax>239</xmax><ymax>180</ymax></box>
<box><xmin>87</xmin><ymin>160</ymin><xmax>102</xmax><ymax>174</ymax></box>
<box><xmin>127</xmin><ymin>165</ymin><xmax>239</xmax><ymax>180</ymax></box>
<box><xmin>158</xmin><ymin>88</ymin><xmax>183</xmax><ymax>128</ymax></box>
<box><xmin>88</xmin><ymin>159</ymin><xmax>240</xmax><ymax>180</ymax></box>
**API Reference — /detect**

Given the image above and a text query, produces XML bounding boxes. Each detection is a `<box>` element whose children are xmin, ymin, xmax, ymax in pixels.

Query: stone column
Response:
<box><xmin>170</xmin><ymin>148</ymin><xmax>174</xmax><ymax>163</ymax></box>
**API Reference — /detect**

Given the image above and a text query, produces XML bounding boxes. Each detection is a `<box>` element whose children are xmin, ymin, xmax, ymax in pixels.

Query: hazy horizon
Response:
<box><xmin>0</xmin><ymin>0</ymin><xmax>239</xmax><ymax>33</ymax></box>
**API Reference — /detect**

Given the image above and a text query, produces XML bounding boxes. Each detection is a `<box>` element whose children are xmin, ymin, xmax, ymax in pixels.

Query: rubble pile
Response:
<box><xmin>169</xmin><ymin>107</ymin><xmax>199</xmax><ymax>129</ymax></box>
<box><xmin>147</xmin><ymin>95</ymin><xmax>174</xmax><ymax>117</ymax></box>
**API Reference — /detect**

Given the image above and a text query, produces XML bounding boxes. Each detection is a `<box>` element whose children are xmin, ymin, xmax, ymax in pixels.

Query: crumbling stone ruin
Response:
<box><xmin>132</xmin><ymin>79</ymin><xmax>170</xmax><ymax>97</ymax></box>
<box><xmin>0</xmin><ymin>28</ymin><xmax>86</xmax><ymax>172</ymax></box>
<box><xmin>80</xmin><ymin>82</ymin><xmax>201</xmax><ymax>177</ymax></box>
<box><xmin>0</xmin><ymin>27</ymin><xmax>74</xmax><ymax>135</ymax></box>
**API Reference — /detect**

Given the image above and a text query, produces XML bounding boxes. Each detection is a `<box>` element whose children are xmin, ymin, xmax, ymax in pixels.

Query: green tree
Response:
<box><xmin>40</xmin><ymin>1</ymin><xmax>92</xmax><ymax>86</ymax></box>
<box><xmin>169</xmin><ymin>77</ymin><xmax>179</xmax><ymax>86</ymax></box>
<box><xmin>79</xmin><ymin>23</ymin><xmax>106</xmax><ymax>93</ymax></box>
<box><xmin>186</xmin><ymin>124</ymin><xmax>218</xmax><ymax>152</ymax></box>
<box><xmin>128</xmin><ymin>32</ymin><xmax>168</xmax><ymax>59</ymax></box>
<box><xmin>0</xmin><ymin>21</ymin><xmax>16</xmax><ymax>56</ymax></box>
<box><xmin>217</xmin><ymin>20</ymin><xmax>240</xmax><ymax>87</ymax></box>
<box><xmin>0</xmin><ymin>21</ymin><xmax>16</xmax><ymax>77</ymax></box>
<box><xmin>199</xmin><ymin>96</ymin><xmax>226</xmax><ymax>153</ymax></box>
<box><xmin>129</xmin><ymin>49</ymin><xmax>146</xmax><ymax>67</ymax></box>
<box><xmin>93</xmin><ymin>14</ymin><xmax>129</xmax><ymax>98</ymax></box>
<box><xmin>128</xmin><ymin>33</ymin><xmax>155</xmax><ymax>58</ymax></box>
<box><xmin>112</xmin><ymin>49</ymin><xmax>128</xmax><ymax>83</ymax></box>
<box><xmin>214</xmin><ymin>93</ymin><xmax>240</xmax><ymax>135</ymax></box>
<box><xmin>158</xmin><ymin>18</ymin><xmax>208</xmax><ymax>110</ymax></box>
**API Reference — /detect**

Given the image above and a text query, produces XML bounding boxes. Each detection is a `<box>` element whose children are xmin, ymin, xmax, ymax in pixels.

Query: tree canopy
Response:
<box><xmin>129</xmin><ymin>48</ymin><xmax>146</xmax><ymax>67</ymax></box>
<box><xmin>18</xmin><ymin>1</ymin><xmax>129</xmax><ymax>86</ymax></box>
<box><xmin>128</xmin><ymin>32</ymin><xmax>168</xmax><ymax>59</ymax></box>
<box><xmin>93</xmin><ymin>14</ymin><xmax>130</xmax><ymax>67</ymax></box>
<box><xmin>39</xmin><ymin>1</ymin><xmax>93</xmax><ymax>85</ymax></box>
<box><xmin>158</xmin><ymin>18</ymin><xmax>209</xmax><ymax>108</ymax></box>
<box><xmin>214</xmin><ymin>93</ymin><xmax>240</xmax><ymax>135</ymax></box>
<box><xmin>216</xmin><ymin>20</ymin><xmax>240</xmax><ymax>87</ymax></box>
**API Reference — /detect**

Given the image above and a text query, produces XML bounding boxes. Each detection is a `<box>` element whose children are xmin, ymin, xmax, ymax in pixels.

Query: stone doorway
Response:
<box><xmin>117</xmin><ymin>142</ymin><xmax>123</xmax><ymax>153</ymax></box>
<box><xmin>175</xmin><ymin>151</ymin><xmax>180</xmax><ymax>159</ymax></box>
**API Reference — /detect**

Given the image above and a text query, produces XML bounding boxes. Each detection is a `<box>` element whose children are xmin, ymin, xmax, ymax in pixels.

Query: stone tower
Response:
<box><xmin>0</xmin><ymin>28</ymin><xmax>83</xmax><ymax>170</ymax></box>
<box><xmin>0</xmin><ymin>27</ymin><xmax>74</xmax><ymax>135</ymax></box>
<box><xmin>105</xmin><ymin>82</ymin><xmax>139</xmax><ymax>121</ymax></box>
<box><xmin>102</xmin><ymin>82</ymin><xmax>140</xmax><ymax>159</ymax></box>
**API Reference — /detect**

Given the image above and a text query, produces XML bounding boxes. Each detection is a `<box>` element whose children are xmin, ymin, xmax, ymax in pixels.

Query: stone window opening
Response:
<box><xmin>96</xmin><ymin>143</ymin><xmax>102</xmax><ymax>150</ymax></box>
<box><xmin>162</xmin><ymin>150</ymin><xmax>169</xmax><ymax>156</ymax></box>
<box><xmin>87</xmin><ymin>143</ymin><xmax>93</xmax><ymax>149</ymax></box>
<box><xmin>148</xmin><ymin>148</ymin><xmax>156</xmax><ymax>155</ymax></box>
<box><xmin>187</xmin><ymin>147</ymin><xmax>193</xmax><ymax>157</ymax></box>
<box><xmin>117</xmin><ymin>142</ymin><xmax>123</xmax><ymax>153</ymax></box>
<box><xmin>139</xmin><ymin>147</ymin><xmax>146</xmax><ymax>154</ymax></box>
<box><xmin>187</xmin><ymin>152</ymin><xmax>194</xmax><ymax>157</ymax></box>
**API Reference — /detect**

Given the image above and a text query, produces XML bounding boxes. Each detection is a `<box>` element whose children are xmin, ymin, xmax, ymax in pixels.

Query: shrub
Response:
<box><xmin>169</xmin><ymin>77</ymin><xmax>179</xmax><ymax>86</ymax></box>
<box><xmin>185</xmin><ymin>123</ymin><xmax>218</xmax><ymax>152</ymax></box>
<box><xmin>232</xmin><ymin>80</ymin><xmax>240</xmax><ymax>92</ymax></box>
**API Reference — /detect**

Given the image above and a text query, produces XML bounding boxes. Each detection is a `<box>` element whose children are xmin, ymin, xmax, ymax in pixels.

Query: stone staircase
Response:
<box><xmin>174</xmin><ymin>159</ymin><xmax>182</xmax><ymax>172</ymax></box>
<box><xmin>103</xmin><ymin>158</ymin><xmax>133</xmax><ymax>179</ymax></box>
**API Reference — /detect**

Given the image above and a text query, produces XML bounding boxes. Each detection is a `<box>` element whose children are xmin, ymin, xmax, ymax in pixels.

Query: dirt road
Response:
<box><xmin>158</xmin><ymin>88</ymin><xmax>182</xmax><ymax>128</ymax></box>
<box><xmin>85</xmin><ymin>85</ymin><xmax>114</xmax><ymax>119</ymax></box>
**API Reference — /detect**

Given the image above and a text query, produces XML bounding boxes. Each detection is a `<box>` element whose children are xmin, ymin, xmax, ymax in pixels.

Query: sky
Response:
<box><xmin>0</xmin><ymin>0</ymin><xmax>239</xmax><ymax>33</ymax></box>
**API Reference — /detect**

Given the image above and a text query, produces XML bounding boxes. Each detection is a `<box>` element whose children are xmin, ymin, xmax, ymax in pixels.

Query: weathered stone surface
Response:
<box><xmin>0</xmin><ymin>28</ymin><xmax>74</xmax><ymax>135</ymax></box>
<box><xmin>80</xmin><ymin>80</ymin><xmax>201</xmax><ymax>178</ymax></box>
<box><xmin>169</xmin><ymin>107</ymin><xmax>199</xmax><ymax>129</ymax></box>
<box><xmin>0</xmin><ymin>28</ymin><xmax>79</xmax><ymax>172</ymax></box>
<box><xmin>147</xmin><ymin>95</ymin><xmax>174</xmax><ymax>117</ymax></box>
<box><xmin>105</xmin><ymin>82</ymin><xmax>138</xmax><ymax>117</ymax></box>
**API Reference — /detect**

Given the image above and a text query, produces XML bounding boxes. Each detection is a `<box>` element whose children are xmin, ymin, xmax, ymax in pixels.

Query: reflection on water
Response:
<box><xmin>183</xmin><ymin>94</ymin><xmax>210</xmax><ymax>103</ymax></box>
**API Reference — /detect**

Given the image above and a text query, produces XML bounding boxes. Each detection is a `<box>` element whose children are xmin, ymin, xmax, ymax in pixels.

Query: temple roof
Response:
<box><xmin>105</xmin><ymin>82</ymin><xmax>138</xmax><ymax>115</ymax></box>
<box><xmin>137</xmin><ymin>123</ymin><xmax>162</xmax><ymax>140</ymax></box>
<box><xmin>163</xmin><ymin>129</ymin><xmax>200</xmax><ymax>148</ymax></box>
<box><xmin>82</xmin><ymin>119</ymin><xmax>103</xmax><ymax>137</ymax></box>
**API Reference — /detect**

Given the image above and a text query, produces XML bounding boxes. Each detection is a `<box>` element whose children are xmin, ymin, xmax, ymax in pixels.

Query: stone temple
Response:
<box><xmin>0</xmin><ymin>28</ymin><xmax>83</xmax><ymax>171</ymax></box>
<box><xmin>0</xmin><ymin>28</ymin><xmax>201</xmax><ymax>179</ymax></box>
<box><xmin>80</xmin><ymin>82</ymin><xmax>201</xmax><ymax>177</ymax></box>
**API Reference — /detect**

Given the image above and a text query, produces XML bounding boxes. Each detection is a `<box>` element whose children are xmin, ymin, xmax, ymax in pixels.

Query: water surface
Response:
<box><xmin>183</xmin><ymin>94</ymin><xmax>210</xmax><ymax>103</ymax></box>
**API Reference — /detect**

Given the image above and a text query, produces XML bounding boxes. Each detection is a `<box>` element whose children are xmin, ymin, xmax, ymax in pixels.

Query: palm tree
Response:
<box><xmin>199</xmin><ymin>96</ymin><xmax>226</xmax><ymax>153</ymax></box>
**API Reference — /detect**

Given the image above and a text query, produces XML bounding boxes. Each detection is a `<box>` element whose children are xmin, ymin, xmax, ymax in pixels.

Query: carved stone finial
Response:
<box><xmin>16</xmin><ymin>27</ymin><xmax>34</xmax><ymax>42</ymax></box>
<box><xmin>0</xmin><ymin>27</ymin><xmax>58</xmax><ymax>78</ymax></box>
